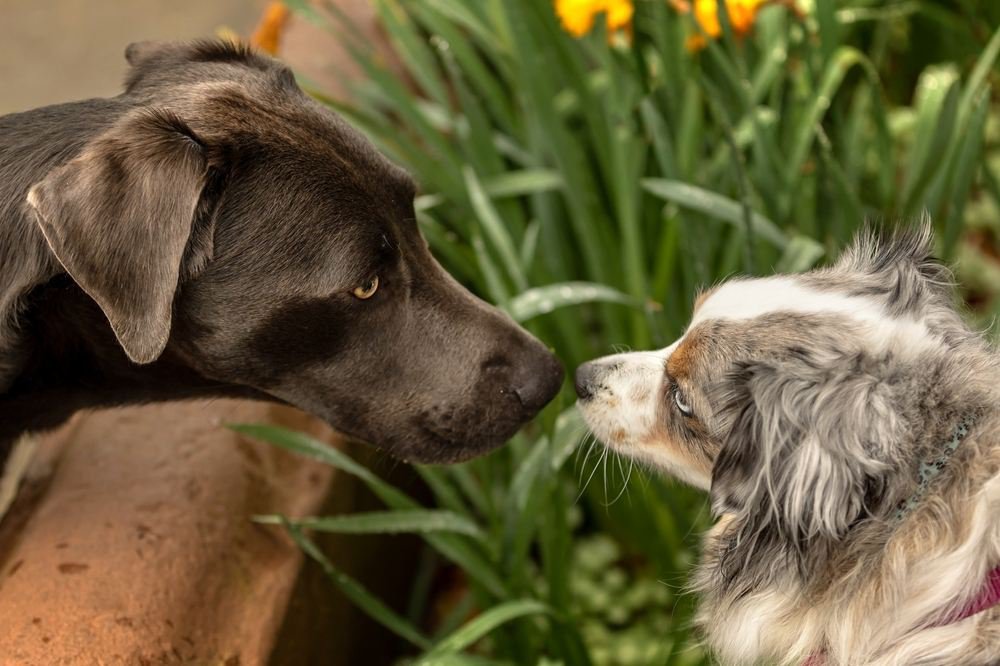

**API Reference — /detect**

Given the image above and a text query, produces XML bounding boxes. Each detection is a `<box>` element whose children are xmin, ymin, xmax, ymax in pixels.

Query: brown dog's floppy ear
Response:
<box><xmin>27</xmin><ymin>108</ymin><xmax>209</xmax><ymax>364</ymax></box>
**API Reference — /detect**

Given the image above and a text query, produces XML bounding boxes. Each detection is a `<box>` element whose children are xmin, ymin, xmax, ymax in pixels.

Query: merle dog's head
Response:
<box><xmin>575</xmin><ymin>225</ymin><xmax>977</xmax><ymax>547</ymax></box>
<box><xmin>24</xmin><ymin>40</ymin><xmax>562</xmax><ymax>463</ymax></box>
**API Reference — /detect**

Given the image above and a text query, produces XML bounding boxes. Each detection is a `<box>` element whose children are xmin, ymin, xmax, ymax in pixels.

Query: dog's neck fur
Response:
<box><xmin>695</xmin><ymin>343</ymin><xmax>1000</xmax><ymax>665</ymax></box>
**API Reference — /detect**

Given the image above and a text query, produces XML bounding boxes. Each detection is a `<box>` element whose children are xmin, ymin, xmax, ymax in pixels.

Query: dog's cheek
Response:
<box><xmin>635</xmin><ymin>421</ymin><xmax>714</xmax><ymax>488</ymax></box>
<box><xmin>243</xmin><ymin>297</ymin><xmax>364</xmax><ymax>382</ymax></box>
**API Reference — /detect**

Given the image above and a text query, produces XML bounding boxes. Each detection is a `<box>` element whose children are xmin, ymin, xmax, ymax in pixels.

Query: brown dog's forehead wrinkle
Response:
<box><xmin>204</xmin><ymin>139</ymin><xmax>412</xmax><ymax>290</ymax></box>
<box><xmin>156</xmin><ymin>78</ymin><xmax>409</xmax><ymax>218</ymax></box>
<box><xmin>133</xmin><ymin>52</ymin><xmax>420</xmax><ymax>262</ymax></box>
<box><xmin>123</xmin><ymin>39</ymin><xmax>417</xmax><ymax>214</ymax></box>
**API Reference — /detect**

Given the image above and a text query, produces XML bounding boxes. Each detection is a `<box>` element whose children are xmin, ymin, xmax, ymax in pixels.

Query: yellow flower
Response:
<box><xmin>680</xmin><ymin>0</ymin><xmax>770</xmax><ymax>51</ymax></box>
<box><xmin>555</xmin><ymin>0</ymin><xmax>635</xmax><ymax>38</ymax></box>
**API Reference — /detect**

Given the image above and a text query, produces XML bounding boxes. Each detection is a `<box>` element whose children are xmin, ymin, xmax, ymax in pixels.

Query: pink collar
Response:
<box><xmin>938</xmin><ymin>564</ymin><xmax>1000</xmax><ymax>626</ymax></box>
<box><xmin>803</xmin><ymin>565</ymin><xmax>1000</xmax><ymax>666</ymax></box>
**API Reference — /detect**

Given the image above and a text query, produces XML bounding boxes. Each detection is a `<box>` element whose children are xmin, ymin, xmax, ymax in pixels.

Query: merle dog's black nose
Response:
<box><xmin>511</xmin><ymin>350</ymin><xmax>564</xmax><ymax>412</ymax></box>
<box><xmin>574</xmin><ymin>361</ymin><xmax>600</xmax><ymax>400</ymax></box>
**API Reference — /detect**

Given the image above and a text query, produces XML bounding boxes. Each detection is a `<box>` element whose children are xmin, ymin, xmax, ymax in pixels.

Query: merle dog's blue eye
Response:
<box><xmin>673</xmin><ymin>386</ymin><xmax>692</xmax><ymax>416</ymax></box>
<box><xmin>352</xmin><ymin>275</ymin><xmax>379</xmax><ymax>300</ymax></box>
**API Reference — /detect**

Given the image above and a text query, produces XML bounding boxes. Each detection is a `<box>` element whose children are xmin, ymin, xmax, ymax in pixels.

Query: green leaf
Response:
<box><xmin>642</xmin><ymin>179</ymin><xmax>788</xmax><ymax>248</ymax></box>
<box><xmin>254</xmin><ymin>510</ymin><xmax>484</xmax><ymax>539</ymax></box>
<box><xmin>464</xmin><ymin>166</ymin><xmax>530</xmax><ymax>293</ymax></box>
<box><xmin>375</xmin><ymin>0</ymin><xmax>452</xmax><ymax>109</ymax></box>
<box><xmin>483</xmin><ymin>169</ymin><xmax>564</xmax><ymax>199</ymax></box>
<box><xmin>785</xmin><ymin>47</ymin><xmax>875</xmax><ymax>189</ymax></box>
<box><xmin>519</xmin><ymin>219</ymin><xmax>541</xmax><ymax>270</ymax></box>
<box><xmin>550</xmin><ymin>407</ymin><xmax>588</xmax><ymax>473</ymax></box>
<box><xmin>413</xmin><ymin>466</ymin><xmax>472</xmax><ymax>517</ymax></box>
<box><xmin>940</xmin><ymin>87</ymin><xmax>990</xmax><ymax>258</ymax></box>
<box><xmin>900</xmin><ymin>69</ymin><xmax>960</xmax><ymax>215</ymax></box>
<box><xmin>504</xmin><ymin>282</ymin><xmax>642</xmax><ymax>323</ymax></box>
<box><xmin>229</xmin><ymin>424</ymin><xmax>414</xmax><ymax>507</ymax></box>
<box><xmin>417</xmin><ymin>170</ymin><xmax>562</xmax><ymax>214</ymax></box>
<box><xmin>418</xmin><ymin>599</ymin><xmax>550</xmax><ymax>661</ymax></box>
<box><xmin>412</xmin><ymin>656</ymin><xmax>510</xmax><ymax>666</ymax></box>
<box><xmin>958</xmin><ymin>24</ymin><xmax>1000</xmax><ymax>126</ymax></box>
<box><xmin>230</xmin><ymin>425</ymin><xmax>508</xmax><ymax>598</ymax></box>
<box><xmin>775</xmin><ymin>235</ymin><xmax>827</xmax><ymax>274</ymax></box>
<box><xmin>285</xmin><ymin>523</ymin><xmax>432</xmax><ymax>650</ymax></box>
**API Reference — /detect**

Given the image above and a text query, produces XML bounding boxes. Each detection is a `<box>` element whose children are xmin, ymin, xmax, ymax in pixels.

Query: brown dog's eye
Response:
<box><xmin>352</xmin><ymin>275</ymin><xmax>379</xmax><ymax>300</ymax></box>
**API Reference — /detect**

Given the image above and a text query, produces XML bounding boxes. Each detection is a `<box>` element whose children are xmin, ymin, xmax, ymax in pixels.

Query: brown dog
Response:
<box><xmin>0</xmin><ymin>40</ymin><xmax>562</xmax><ymax>471</ymax></box>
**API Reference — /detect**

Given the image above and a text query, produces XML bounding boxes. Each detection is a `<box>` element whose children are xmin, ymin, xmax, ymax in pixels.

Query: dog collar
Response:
<box><xmin>893</xmin><ymin>413</ymin><xmax>976</xmax><ymax>521</ymax></box>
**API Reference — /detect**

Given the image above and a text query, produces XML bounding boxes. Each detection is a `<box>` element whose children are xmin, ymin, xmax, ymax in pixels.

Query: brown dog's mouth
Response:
<box><xmin>406</xmin><ymin>418</ymin><xmax>521</xmax><ymax>464</ymax></box>
<box><xmin>401</xmin><ymin>358</ymin><xmax>563</xmax><ymax>464</ymax></box>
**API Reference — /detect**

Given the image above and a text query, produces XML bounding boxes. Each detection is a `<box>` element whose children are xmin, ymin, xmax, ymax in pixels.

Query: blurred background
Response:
<box><xmin>1</xmin><ymin>1</ymin><xmax>264</xmax><ymax>113</ymax></box>
<box><xmin>2</xmin><ymin>1</ymin><xmax>999</xmax><ymax>665</ymax></box>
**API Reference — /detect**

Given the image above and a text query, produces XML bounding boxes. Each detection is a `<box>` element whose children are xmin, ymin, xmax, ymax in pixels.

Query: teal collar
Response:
<box><xmin>894</xmin><ymin>414</ymin><xmax>976</xmax><ymax>521</ymax></box>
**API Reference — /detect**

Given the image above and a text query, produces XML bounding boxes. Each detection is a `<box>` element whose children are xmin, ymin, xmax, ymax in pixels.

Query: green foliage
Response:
<box><xmin>250</xmin><ymin>0</ymin><xmax>1000</xmax><ymax>663</ymax></box>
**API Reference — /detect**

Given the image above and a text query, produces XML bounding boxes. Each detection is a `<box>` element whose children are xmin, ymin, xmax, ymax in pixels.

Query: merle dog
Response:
<box><xmin>0</xmin><ymin>40</ymin><xmax>563</xmax><ymax>475</ymax></box>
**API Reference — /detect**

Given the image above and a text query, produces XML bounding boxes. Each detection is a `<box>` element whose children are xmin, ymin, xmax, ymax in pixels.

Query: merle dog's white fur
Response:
<box><xmin>577</xmin><ymin>225</ymin><xmax>1000</xmax><ymax>665</ymax></box>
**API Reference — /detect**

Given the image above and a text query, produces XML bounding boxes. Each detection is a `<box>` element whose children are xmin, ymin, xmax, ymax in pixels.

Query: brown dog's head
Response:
<box><xmin>25</xmin><ymin>40</ymin><xmax>562</xmax><ymax>463</ymax></box>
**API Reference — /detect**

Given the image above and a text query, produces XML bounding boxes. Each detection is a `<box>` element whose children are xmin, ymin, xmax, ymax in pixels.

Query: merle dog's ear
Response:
<box><xmin>709</xmin><ymin>349</ymin><xmax>901</xmax><ymax>541</ymax></box>
<box><xmin>27</xmin><ymin>108</ymin><xmax>212</xmax><ymax>364</ymax></box>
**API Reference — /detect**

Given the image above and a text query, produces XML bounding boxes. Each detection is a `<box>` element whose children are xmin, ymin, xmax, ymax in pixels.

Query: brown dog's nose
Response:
<box><xmin>511</xmin><ymin>350</ymin><xmax>564</xmax><ymax>412</ymax></box>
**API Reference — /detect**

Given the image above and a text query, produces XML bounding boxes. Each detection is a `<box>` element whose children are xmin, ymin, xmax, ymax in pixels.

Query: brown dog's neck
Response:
<box><xmin>0</xmin><ymin>275</ymin><xmax>263</xmax><ymax>453</ymax></box>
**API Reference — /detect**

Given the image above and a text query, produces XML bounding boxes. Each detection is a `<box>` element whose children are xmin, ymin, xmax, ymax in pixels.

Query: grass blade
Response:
<box><xmin>285</xmin><ymin>522</ymin><xmax>432</xmax><ymax>650</ymax></box>
<box><xmin>229</xmin><ymin>424</ymin><xmax>414</xmax><ymax>507</ymax></box>
<box><xmin>785</xmin><ymin>47</ymin><xmax>875</xmax><ymax>191</ymax></box>
<box><xmin>504</xmin><ymin>282</ymin><xmax>642</xmax><ymax>323</ymax></box>
<box><xmin>775</xmin><ymin>235</ymin><xmax>827</xmax><ymax>274</ymax></box>
<box><xmin>464</xmin><ymin>166</ymin><xmax>531</xmax><ymax>292</ymax></box>
<box><xmin>642</xmin><ymin>178</ymin><xmax>788</xmax><ymax>247</ymax></box>
<box><xmin>418</xmin><ymin>599</ymin><xmax>550</xmax><ymax>661</ymax></box>
<box><xmin>231</xmin><ymin>424</ymin><xmax>508</xmax><ymax>597</ymax></box>
<box><xmin>255</xmin><ymin>510</ymin><xmax>485</xmax><ymax>539</ymax></box>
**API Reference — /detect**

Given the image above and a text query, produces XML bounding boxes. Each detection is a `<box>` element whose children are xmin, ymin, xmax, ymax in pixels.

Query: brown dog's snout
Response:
<box><xmin>509</xmin><ymin>347</ymin><xmax>564</xmax><ymax>411</ymax></box>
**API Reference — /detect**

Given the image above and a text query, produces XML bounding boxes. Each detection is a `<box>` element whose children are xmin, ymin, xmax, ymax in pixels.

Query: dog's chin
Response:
<box><xmin>575</xmin><ymin>398</ymin><xmax>618</xmax><ymax>449</ymax></box>
<box><xmin>392</xmin><ymin>417</ymin><xmax>526</xmax><ymax>464</ymax></box>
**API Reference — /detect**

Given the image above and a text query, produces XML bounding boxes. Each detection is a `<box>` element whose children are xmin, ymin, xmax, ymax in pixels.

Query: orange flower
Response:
<box><xmin>251</xmin><ymin>1</ymin><xmax>291</xmax><ymax>56</ymax></box>
<box><xmin>555</xmin><ymin>0</ymin><xmax>635</xmax><ymax>38</ymax></box>
<box><xmin>678</xmin><ymin>0</ymin><xmax>770</xmax><ymax>51</ymax></box>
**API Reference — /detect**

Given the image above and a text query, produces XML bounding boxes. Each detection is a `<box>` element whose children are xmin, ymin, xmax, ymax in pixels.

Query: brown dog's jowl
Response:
<box><xmin>0</xmin><ymin>40</ymin><xmax>563</xmax><ymax>468</ymax></box>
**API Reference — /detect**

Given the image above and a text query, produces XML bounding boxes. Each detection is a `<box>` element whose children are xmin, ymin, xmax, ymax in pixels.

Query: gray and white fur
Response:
<box><xmin>576</xmin><ymin>224</ymin><xmax>1000</xmax><ymax>665</ymax></box>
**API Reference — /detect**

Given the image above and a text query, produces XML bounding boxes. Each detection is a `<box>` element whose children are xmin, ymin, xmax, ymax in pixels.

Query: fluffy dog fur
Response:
<box><xmin>575</xmin><ymin>225</ymin><xmax>1000</xmax><ymax>665</ymax></box>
